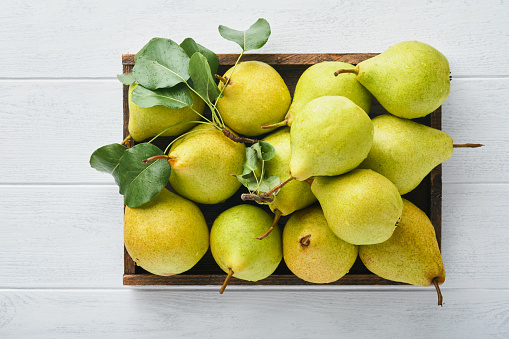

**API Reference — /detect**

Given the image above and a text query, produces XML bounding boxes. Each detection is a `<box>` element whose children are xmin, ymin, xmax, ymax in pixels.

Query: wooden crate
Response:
<box><xmin>121</xmin><ymin>53</ymin><xmax>442</xmax><ymax>286</ymax></box>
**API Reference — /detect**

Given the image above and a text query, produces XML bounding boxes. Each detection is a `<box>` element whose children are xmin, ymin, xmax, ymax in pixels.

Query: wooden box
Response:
<box><xmin>121</xmin><ymin>53</ymin><xmax>442</xmax><ymax>286</ymax></box>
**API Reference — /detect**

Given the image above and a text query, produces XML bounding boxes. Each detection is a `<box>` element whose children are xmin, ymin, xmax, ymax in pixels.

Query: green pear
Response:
<box><xmin>124</xmin><ymin>188</ymin><xmax>209</xmax><ymax>276</ymax></box>
<box><xmin>290</xmin><ymin>96</ymin><xmax>373</xmax><ymax>181</ymax></box>
<box><xmin>285</xmin><ymin>61</ymin><xmax>372</xmax><ymax>126</ymax></box>
<box><xmin>169</xmin><ymin>124</ymin><xmax>245</xmax><ymax>204</ymax></box>
<box><xmin>210</xmin><ymin>204</ymin><xmax>282</xmax><ymax>293</ymax></box>
<box><xmin>336</xmin><ymin>41</ymin><xmax>450</xmax><ymax>119</ymax></box>
<box><xmin>263</xmin><ymin>127</ymin><xmax>317</xmax><ymax>216</ymax></box>
<box><xmin>283</xmin><ymin>205</ymin><xmax>358</xmax><ymax>283</ymax></box>
<box><xmin>128</xmin><ymin>84</ymin><xmax>205</xmax><ymax>142</ymax></box>
<box><xmin>311</xmin><ymin>169</ymin><xmax>403</xmax><ymax>245</ymax></box>
<box><xmin>359</xmin><ymin>199</ymin><xmax>446</xmax><ymax>305</ymax></box>
<box><xmin>216</xmin><ymin>61</ymin><xmax>291</xmax><ymax>136</ymax></box>
<box><xmin>358</xmin><ymin>114</ymin><xmax>453</xmax><ymax>194</ymax></box>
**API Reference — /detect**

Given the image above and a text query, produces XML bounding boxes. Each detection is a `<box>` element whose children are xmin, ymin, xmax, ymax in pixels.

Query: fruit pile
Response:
<box><xmin>91</xmin><ymin>19</ymin><xmax>481</xmax><ymax>305</ymax></box>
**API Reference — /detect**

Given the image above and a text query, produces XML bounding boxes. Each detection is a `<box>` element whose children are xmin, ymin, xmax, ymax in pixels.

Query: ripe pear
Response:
<box><xmin>290</xmin><ymin>96</ymin><xmax>373</xmax><ymax>181</ymax></box>
<box><xmin>359</xmin><ymin>114</ymin><xmax>453</xmax><ymax>194</ymax></box>
<box><xmin>311</xmin><ymin>169</ymin><xmax>403</xmax><ymax>245</ymax></box>
<box><xmin>124</xmin><ymin>188</ymin><xmax>209</xmax><ymax>276</ymax></box>
<box><xmin>210</xmin><ymin>204</ymin><xmax>282</xmax><ymax>293</ymax></box>
<box><xmin>336</xmin><ymin>41</ymin><xmax>450</xmax><ymax>119</ymax></box>
<box><xmin>128</xmin><ymin>84</ymin><xmax>205</xmax><ymax>142</ymax></box>
<box><xmin>263</xmin><ymin>127</ymin><xmax>316</xmax><ymax>216</ymax></box>
<box><xmin>283</xmin><ymin>205</ymin><xmax>358</xmax><ymax>283</ymax></box>
<box><xmin>359</xmin><ymin>199</ymin><xmax>446</xmax><ymax>305</ymax></box>
<box><xmin>216</xmin><ymin>61</ymin><xmax>291</xmax><ymax>136</ymax></box>
<box><xmin>285</xmin><ymin>61</ymin><xmax>372</xmax><ymax>126</ymax></box>
<box><xmin>169</xmin><ymin>124</ymin><xmax>245</xmax><ymax>204</ymax></box>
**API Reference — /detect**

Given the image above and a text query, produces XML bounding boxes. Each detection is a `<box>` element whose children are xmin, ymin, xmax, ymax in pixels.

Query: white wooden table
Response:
<box><xmin>1</xmin><ymin>0</ymin><xmax>508</xmax><ymax>337</ymax></box>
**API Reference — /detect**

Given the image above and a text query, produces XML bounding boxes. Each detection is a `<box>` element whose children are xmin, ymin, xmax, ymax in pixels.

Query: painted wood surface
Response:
<box><xmin>1</xmin><ymin>0</ymin><xmax>508</xmax><ymax>336</ymax></box>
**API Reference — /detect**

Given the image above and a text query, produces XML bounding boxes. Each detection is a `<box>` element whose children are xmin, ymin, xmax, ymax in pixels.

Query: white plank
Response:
<box><xmin>0</xmin><ymin>184</ymin><xmax>507</xmax><ymax>289</ymax></box>
<box><xmin>0</xmin><ymin>0</ymin><xmax>508</xmax><ymax>77</ymax></box>
<box><xmin>0</xmin><ymin>289</ymin><xmax>508</xmax><ymax>338</ymax></box>
<box><xmin>1</xmin><ymin>79</ymin><xmax>507</xmax><ymax>184</ymax></box>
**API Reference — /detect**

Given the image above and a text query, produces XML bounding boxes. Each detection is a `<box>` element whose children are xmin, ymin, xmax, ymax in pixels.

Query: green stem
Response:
<box><xmin>147</xmin><ymin>120</ymin><xmax>213</xmax><ymax>144</ymax></box>
<box><xmin>163</xmin><ymin>127</ymin><xmax>212</xmax><ymax>154</ymax></box>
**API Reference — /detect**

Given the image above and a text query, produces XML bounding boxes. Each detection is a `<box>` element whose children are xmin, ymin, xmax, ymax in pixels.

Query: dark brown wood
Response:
<box><xmin>122</xmin><ymin>52</ymin><xmax>443</xmax><ymax>286</ymax></box>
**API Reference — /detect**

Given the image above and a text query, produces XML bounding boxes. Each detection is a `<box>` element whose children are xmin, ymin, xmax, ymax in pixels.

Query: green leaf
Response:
<box><xmin>234</xmin><ymin>172</ymin><xmax>260</xmax><ymax>192</ymax></box>
<box><xmin>218</xmin><ymin>18</ymin><xmax>271</xmax><ymax>52</ymax></box>
<box><xmin>258</xmin><ymin>141</ymin><xmax>276</xmax><ymax>161</ymax></box>
<box><xmin>90</xmin><ymin>143</ymin><xmax>127</xmax><ymax>188</ymax></box>
<box><xmin>259</xmin><ymin>175</ymin><xmax>282</xmax><ymax>194</ymax></box>
<box><xmin>189</xmin><ymin>52</ymin><xmax>221</xmax><ymax>103</ymax></box>
<box><xmin>180</xmin><ymin>38</ymin><xmax>219</xmax><ymax>76</ymax></box>
<box><xmin>117</xmin><ymin>73</ymin><xmax>135</xmax><ymax>85</ymax></box>
<box><xmin>131</xmin><ymin>83</ymin><xmax>193</xmax><ymax>109</ymax></box>
<box><xmin>132</xmin><ymin>38</ymin><xmax>190</xmax><ymax>90</ymax></box>
<box><xmin>118</xmin><ymin>143</ymin><xmax>171</xmax><ymax>207</ymax></box>
<box><xmin>243</xmin><ymin>147</ymin><xmax>259</xmax><ymax>175</ymax></box>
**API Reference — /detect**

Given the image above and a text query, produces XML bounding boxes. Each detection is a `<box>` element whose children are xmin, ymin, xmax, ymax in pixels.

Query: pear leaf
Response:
<box><xmin>132</xmin><ymin>38</ymin><xmax>190</xmax><ymax>90</ymax></box>
<box><xmin>259</xmin><ymin>175</ymin><xmax>282</xmax><ymax>194</ymax></box>
<box><xmin>243</xmin><ymin>147</ymin><xmax>259</xmax><ymax>174</ymax></box>
<box><xmin>90</xmin><ymin>143</ymin><xmax>127</xmax><ymax>189</ymax></box>
<box><xmin>258</xmin><ymin>141</ymin><xmax>276</xmax><ymax>161</ymax></box>
<box><xmin>189</xmin><ymin>52</ymin><xmax>221</xmax><ymax>103</ymax></box>
<box><xmin>180</xmin><ymin>38</ymin><xmax>219</xmax><ymax>76</ymax></box>
<box><xmin>117</xmin><ymin>73</ymin><xmax>135</xmax><ymax>85</ymax></box>
<box><xmin>234</xmin><ymin>172</ymin><xmax>260</xmax><ymax>192</ymax></box>
<box><xmin>118</xmin><ymin>143</ymin><xmax>171</xmax><ymax>208</ymax></box>
<box><xmin>218</xmin><ymin>18</ymin><xmax>271</xmax><ymax>52</ymax></box>
<box><xmin>131</xmin><ymin>83</ymin><xmax>193</xmax><ymax>109</ymax></box>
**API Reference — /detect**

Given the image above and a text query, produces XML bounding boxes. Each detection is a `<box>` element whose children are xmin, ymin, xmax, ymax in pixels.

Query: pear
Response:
<box><xmin>311</xmin><ymin>169</ymin><xmax>403</xmax><ymax>245</ymax></box>
<box><xmin>124</xmin><ymin>188</ymin><xmax>209</xmax><ymax>276</ymax></box>
<box><xmin>263</xmin><ymin>127</ymin><xmax>317</xmax><ymax>216</ymax></box>
<box><xmin>210</xmin><ymin>204</ymin><xmax>282</xmax><ymax>293</ymax></box>
<box><xmin>216</xmin><ymin>61</ymin><xmax>291</xmax><ymax>136</ymax></box>
<box><xmin>285</xmin><ymin>61</ymin><xmax>372</xmax><ymax>126</ymax></box>
<box><xmin>359</xmin><ymin>199</ymin><xmax>446</xmax><ymax>305</ymax></box>
<box><xmin>169</xmin><ymin>124</ymin><xmax>245</xmax><ymax>204</ymax></box>
<box><xmin>290</xmin><ymin>96</ymin><xmax>373</xmax><ymax>181</ymax></box>
<box><xmin>128</xmin><ymin>84</ymin><xmax>205</xmax><ymax>142</ymax></box>
<box><xmin>336</xmin><ymin>41</ymin><xmax>450</xmax><ymax>119</ymax></box>
<box><xmin>358</xmin><ymin>114</ymin><xmax>453</xmax><ymax>194</ymax></box>
<box><xmin>283</xmin><ymin>205</ymin><xmax>358</xmax><ymax>283</ymax></box>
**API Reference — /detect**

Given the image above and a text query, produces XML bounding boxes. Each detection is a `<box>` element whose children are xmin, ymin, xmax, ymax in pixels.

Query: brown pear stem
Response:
<box><xmin>222</xmin><ymin>128</ymin><xmax>259</xmax><ymax>144</ymax></box>
<box><xmin>214</xmin><ymin>74</ymin><xmax>231</xmax><ymax>84</ymax></box>
<box><xmin>453</xmin><ymin>143</ymin><xmax>484</xmax><ymax>148</ymax></box>
<box><xmin>219</xmin><ymin>268</ymin><xmax>234</xmax><ymax>294</ymax></box>
<box><xmin>261</xmin><ymin>119</ymin><xmax>289</xmax><ymax>129</ymax></box>
<box><xmin>142</xmin><ymin>155</ymin><xmax>169</xmax><ymax>163</ymax></box>
<box><xmin>261</xmin><ymin>176</ymin><xmax>295</xmax><ymax>197</ymax></box>
<box><xmin>432</xmin><ymin>277</ymin><xmax>443</xmax><ymax>307</ymax></box>
<box><xmin>120</xmin><ymin>134</ymin><xmax>132</xmax><ymax>146</ymax></box>
<box><xmin>257</xmin><ymin>210</ymin><xmax>282</xmax><ymax>240</ymax></box>
<box><xmin>334</xmin><ymin>68</ymin><xmax>358</xmax><ymax>76</ymax></box>
<box><xmin>240</xmin><ymin>193</ymin><xmax>274</xmax><ymax>203</ymax></box>
<box><xmin>304</xmin><ymin>178</ymin><xmax>314</xmax><ymax>186</ymax></box>
<box><xmin>300</xmin><ymin>234</ymin><xmax>312</xmax><ymax>247</ymax></box>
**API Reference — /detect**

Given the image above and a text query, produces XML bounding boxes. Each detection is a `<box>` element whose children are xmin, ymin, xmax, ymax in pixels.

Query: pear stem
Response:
<box><xmin>220</xmin><ymin>268</ymin><xmax>234</xmax><ymax>294</ymax></box>
<box><xmin>300</xmin><ymin>234</ymin><xmax>312</xmax><ymax>247</ymax></box>
<box><xmin>214</xmin><ymin>74</ymin><xmax>231</xmax><ymax>84</ymax></box>
<box><xmin>222</xmin><ymin>128</ymin><xmax>259</xmax><ymax>144</ymax></box>
<box><xmin>257</xmin><ymin>210</ymin><xmax>282</xmax><ymax>240</ymax></box>
<box><xmin>142</xmin><ymin>155</ymin><xmax>169</xmax><ymax>163</ymax></box>
<box><xmin>261</xmin><ymin>118</ymin><xmax>289</xmax><ymax>130</ymax></box>
<box><xmin>304</xmin><ymin>178</ymin><xmax>314</xmax><ymax>186</ymax></box>
<box><xmin>432</xmin><ymin>277</ymin><xmax>443</xmax><ymax>307</ymax></box>
<box><xmin>334</xmin><ymin>68</ymin><xmax>358</xmax><ymax>76</ymax></box>
<box><xmin>453</xmin><ymin>143</ymin><xmax>484</xmax><ymax>148</ymax></box>
<box><xmin>261</xmin><ymin>177</ymin><xmax>295</xmax><ymax>197</ymax></box>
<box><xmin>120</xmin><ymin>134</ymin><xmax>132</xmax><ymax>146</ymax></box>
<box><xmin>240</xmin><ymin>193</ymin><xmax>274</xmax><ymax>203</ymax></box>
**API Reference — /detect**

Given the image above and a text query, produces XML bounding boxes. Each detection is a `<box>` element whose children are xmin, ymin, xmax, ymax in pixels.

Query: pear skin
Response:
<box><xmin>286</xmin><ymin>61</ymin><xmax>372</xmax><ymax>126</ymax></box>
<box><xmin>216</xmin><ymin>61</ymin><xmax>291</xmax><ymax>136</ymax></box>
<box><xmin>359</xmin><ymin>114</ymin><xmax>453</xmax><ymax>194</ymax></box>
<box><xmin>263</xmin><ymin>127</ymin><xmax>317</xmax><ymax>216</ymax></box>
<box><xmin>290</xmin><ymin>96</ymin><xmax>373</xmax><ymax>181</ymax></box>
<box><xmin>283</xmin><ymin>205</ymin><xmax>358</xmax><ymax>283</ymax></box>
<box><xmin>210</xmin><ymin>205</ymin><xmax>282</xmax><ymax>284</ymax></box>
<box><xmin>359</xmin><ymin>199</ymin><xmax>445</xmax><ymax>303</ymax></box>
<box><xmin>345</xmin><ymin>41</ymin><xmax>450</xmax><ymax>119</ymax></box>
<box><xmin>128</xmin><ymin>84</ymin><xmax>205</xmax><ymax>142</ymax></box>
<box><xmin>124</xmin><ymin>188</ymin><xmax>209</xmax><ymax>276</ymax></box>
<box><xmin>169</xmin><ymin>125</ymin><xmax>245</xmax><ymax>204</ymax></box>
<box><xmin>311</xmin><ymin>169</ymin><xmax>403</xmax><ymax>245</ymax></box>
